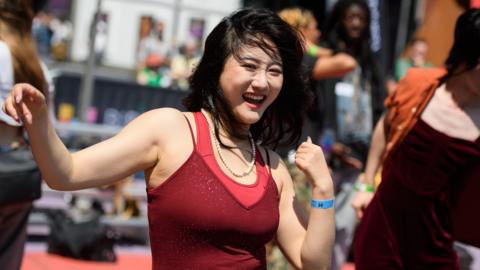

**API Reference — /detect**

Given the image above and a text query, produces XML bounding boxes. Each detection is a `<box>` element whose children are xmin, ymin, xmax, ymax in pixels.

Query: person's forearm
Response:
<box><xmin>301</xmin><ymin>185</ymin><xmax>335</xmax><ymax>269</ymax></box>
<box><xmin>25</xmin><ymin>108</ymin><xmax>74</xmax><ymax>190</ymax></box>
<box><xmin>312</xmin><ymin>53</ymin><xmax>356</xmax><ymax>80</ymax></box>
<box><xmin>363</xmin><ymin>116</ymin><xmax>386</xmax><ymax>185</ymax></box>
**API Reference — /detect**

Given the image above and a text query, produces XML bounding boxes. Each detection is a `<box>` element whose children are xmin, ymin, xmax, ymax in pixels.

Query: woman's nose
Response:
<box><xmin>252</xmin><ymin>71</ymin><xmax>268</xmax><ymax>89</ymax></box>
<box><xmin>352</xmin><ymin>16</ymin><xmax>364</xmax><ymax>27</ymax></box>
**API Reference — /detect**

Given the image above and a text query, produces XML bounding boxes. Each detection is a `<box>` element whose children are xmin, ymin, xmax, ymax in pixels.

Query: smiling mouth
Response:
<box><xmin>349</xmin><ymin>29</ymin><xmax>363</xmax><ymax>36</ymax></box>
<box><xmin>243</xmin><ymin>93</ymin><xmax>266</xmax><ymax>105</ymax></box>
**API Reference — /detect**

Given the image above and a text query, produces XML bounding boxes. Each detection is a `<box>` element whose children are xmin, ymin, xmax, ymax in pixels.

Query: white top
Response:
<box><xmin>0</xmin><ymin>40</ymin><xmax>55</xmax><ymax>126</ymax></box>
<box><xmin>0</xmin><ymin>41</ymin><xmax>18</xmax><ymax>126</ymax></box>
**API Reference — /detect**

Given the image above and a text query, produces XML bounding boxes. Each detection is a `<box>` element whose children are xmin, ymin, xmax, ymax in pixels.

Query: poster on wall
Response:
<box><xmin>189</xmin><ymin>18</ymin><xmax>205</xmax><ymax>43</ymax></box>
<box><xmin>46</xmin><ymin>0</ymin><xmax>72</xmax><ymax>15</ymax></box>
<box><xmin>136</xmin><ymin>15</ymin><xmax>170</xmax><ymax>87</ymax></box>
<box><xmin>137</xmin><ymin>15</ymin><xmax>168</xmax><ymax>64</ymax></box>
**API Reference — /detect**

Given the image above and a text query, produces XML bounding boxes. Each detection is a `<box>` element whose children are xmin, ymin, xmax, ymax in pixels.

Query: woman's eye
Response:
<box><xmin>269</xmin><ymin>69</ymin><xmax>282</xmax><ymax>76</ymax></box>
<box><xmin>242</xmin><ymin>64</ymin><xmax>256</xmax><ymax>70</ymax></box>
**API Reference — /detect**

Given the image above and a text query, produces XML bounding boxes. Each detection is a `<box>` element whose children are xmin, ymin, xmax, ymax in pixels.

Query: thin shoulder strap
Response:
<box><xmin>183</xmin><ymin>114</ymin><xmax>196</xmax><ymax>150</ymax></box>
<box><xmin>265</xmin><ymin>148</ymin><xmax>272</xmax><ymax>175</ymax></box>
<box><xmin>193</xmin><ymin>111</ymin><xmax>214</xmax><ymax>156</ymax></box>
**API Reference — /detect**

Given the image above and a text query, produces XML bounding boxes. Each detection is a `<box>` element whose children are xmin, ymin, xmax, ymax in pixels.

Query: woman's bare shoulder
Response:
<box><xmin>122</xmin><ymin>108</ymin><xmax>190</xmax><ymax>144</ymax></box>
<box><xmin>141</xmin><ymin>107</ymin><xmax>185</xmax><ymax>120</ymax></box>
<box><xmin>134</xmin><ymin>108</ymin><xmax>187</xmax><ymax>129</ymax></box>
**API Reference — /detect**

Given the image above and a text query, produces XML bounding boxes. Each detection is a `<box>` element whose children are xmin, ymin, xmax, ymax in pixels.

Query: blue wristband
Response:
<box><xmin>311</xmin><ymin>199</ymin><xmax>335</xmax><ymax>209</ymax></box>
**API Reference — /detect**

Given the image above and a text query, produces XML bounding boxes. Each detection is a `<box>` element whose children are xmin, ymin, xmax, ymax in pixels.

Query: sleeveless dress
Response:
<box><xmin>354</xmin><ymin>119</ymin><xmax>480</xmax><ymax>269</ymax></box>
<box><xmin>147</xmin><ymin>112</ymin><xmax>279</xmax><ymax>270</ymax></box>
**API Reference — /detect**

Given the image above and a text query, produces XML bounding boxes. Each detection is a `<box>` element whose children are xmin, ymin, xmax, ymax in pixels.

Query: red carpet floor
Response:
<box><xmin>22</xmin><ymin>253</ymin><xmax>354</xmax><ymax>270</ymax></box>
<box><xmin>22</xmin><ymin>252</ymin><xmax>151</xmax><ymax>270</ymax></box>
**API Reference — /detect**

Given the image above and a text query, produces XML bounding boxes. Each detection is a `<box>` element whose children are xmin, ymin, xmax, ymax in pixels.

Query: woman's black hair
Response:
<box><xmin>183</xmin><ymin>8</ymin><xmax>311</xmax><ymax>149</ymax></box>
<box><xmin>444</xmin><ymin>9</ymin><xmax>480</xmax><ymax>78</ymax></box>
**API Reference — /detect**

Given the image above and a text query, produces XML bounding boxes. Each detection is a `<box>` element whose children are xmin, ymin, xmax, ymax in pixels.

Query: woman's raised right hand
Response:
<box><xmin>2</xmin><ymin>83</ymin><xmax>47</xmax><ymax>125</ymax></box>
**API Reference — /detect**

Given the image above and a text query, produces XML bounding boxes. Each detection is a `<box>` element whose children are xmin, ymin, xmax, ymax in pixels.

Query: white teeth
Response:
<box><xmin>243</xmin><ymin>94</ymin><xmax>264</xmax><ymax>101</ymax></box>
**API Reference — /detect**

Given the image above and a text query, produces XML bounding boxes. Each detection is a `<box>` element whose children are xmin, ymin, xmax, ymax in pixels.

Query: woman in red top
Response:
<box><xmin>3</xmin><ymin>8</ymin><xmax>335</xmax><ymax>270</ymax></box>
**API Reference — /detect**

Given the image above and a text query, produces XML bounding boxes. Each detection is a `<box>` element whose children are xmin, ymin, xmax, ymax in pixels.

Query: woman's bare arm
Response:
<box><xmin>3</xmin><ymin>83</ymin><xmax>184</xmax><ymax>190</ymax></box>
<box><xmin>273</xmin><ymin>138</ymin><xmax>335</xmax><ymax>269</ymax></box>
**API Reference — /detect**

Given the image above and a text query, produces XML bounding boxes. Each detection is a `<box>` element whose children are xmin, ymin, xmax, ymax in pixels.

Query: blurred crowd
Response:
<box><xmin>135</xmin><ymin>16</ymin><xmax>201</xmax><ymax>90</ymax></box>
<box><xmin>32</xmin><ymin>10</ymin><xmax>72</xmax><ymax>61</ymax></box>
<box><xmin>31</xmin><ymin>9</ymin><xmax>202</xmax><ymax>91</ymax></box>
<box><xmin>30</xmin><ymin>2</ymin><xmax>434</xmax><ymax>97</ymax></box>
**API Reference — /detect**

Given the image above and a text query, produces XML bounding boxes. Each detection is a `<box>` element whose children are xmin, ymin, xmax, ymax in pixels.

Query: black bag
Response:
<box><xmin>46</xmin><ymin>209</ymin><xmax>117</xmax><ymax>262</ymax></box>
<box><xmin>0</xmin><ymin>146</ymin><xmax>42</xmax><ymax>206</ymax></box>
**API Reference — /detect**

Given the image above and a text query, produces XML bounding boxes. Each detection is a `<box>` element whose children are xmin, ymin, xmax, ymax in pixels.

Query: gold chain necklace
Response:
<box><xmin>202</xmin><ymin>110</ymin><xmax>256</xmax><ymax>177</ymax></box>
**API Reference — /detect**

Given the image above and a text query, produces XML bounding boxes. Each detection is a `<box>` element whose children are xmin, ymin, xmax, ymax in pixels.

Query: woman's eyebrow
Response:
<box><xmin>239</xmin><ymin>56</ymin><xmax>283</xmax><ymax>67</ymax></box>
<box><xmin>238</xmin><ymin>56</ymin><xmax>260</xmax><ymax>63</ymax></box>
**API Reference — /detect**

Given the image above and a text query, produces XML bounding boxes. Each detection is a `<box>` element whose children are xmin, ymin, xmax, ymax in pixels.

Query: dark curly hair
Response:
<box><xmin>183</xmin><ymin>8</ymin><xmax>311</xmax><ymax>149</ymax></box>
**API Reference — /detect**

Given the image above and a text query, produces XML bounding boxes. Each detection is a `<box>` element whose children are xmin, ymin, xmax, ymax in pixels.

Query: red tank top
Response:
<box><xmin>147</xmin><ymin>112</ymin><xmax>279</xmax><ymax>270</ymax></box>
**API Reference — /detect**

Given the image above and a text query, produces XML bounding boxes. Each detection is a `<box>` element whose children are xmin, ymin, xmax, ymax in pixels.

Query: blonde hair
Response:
<box><xmin>278</xmin><ymin>7</ymin><xmax>315</xmax><ymax>30</ymax></box>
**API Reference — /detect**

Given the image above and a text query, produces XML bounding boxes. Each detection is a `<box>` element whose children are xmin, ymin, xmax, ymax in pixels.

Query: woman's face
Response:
<box><xmin>302</xmin><ymin>19</ymin><xmax>321</xmax><ymax>43</ymax></box>
<box><xmin>410</xmin><ymin>41</ymin><xmax>428</xmax><ymax>62</ymax></box>
<box><xmin>219</xmin><ymin>43</ymin><xmax>284</xmax><ymax>127</ymax></box>
<box><xmin>342</xmin><ymin>4</ymin><xmax>367</xmax><ymax>40</ymax></box>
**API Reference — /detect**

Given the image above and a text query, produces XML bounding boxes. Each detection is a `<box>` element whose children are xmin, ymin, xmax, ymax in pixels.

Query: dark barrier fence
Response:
<box><xmin>54</xmin><ymin>73</ymin><xmax>189</xmax><ymax>126</ymax></box>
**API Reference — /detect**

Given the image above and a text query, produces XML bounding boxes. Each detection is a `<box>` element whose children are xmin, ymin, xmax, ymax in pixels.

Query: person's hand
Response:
<box><xmin>351</xmin><ymin>191</ymin><xmax>374</xmax><ymax>219</ymax></box>
<box><xmin>2</xmin><ymin>83</ymin><xmax>47</xmax><ymax>125</ymax></box>
<box><xmin>295</xmin><ymin>137</ymin><xmax>333</xmax><ymax>196</ymax></box>
<box><xmin>386</xmin><ymin>78</ymin><xmax>398</xmax><ymax>95</ymax></box>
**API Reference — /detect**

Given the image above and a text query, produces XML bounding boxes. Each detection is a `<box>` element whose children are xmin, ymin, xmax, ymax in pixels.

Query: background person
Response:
<box><xmin>0</xmin><ymin>0</ymin><xmax>53</xmax><ymax>269</ymax></box>
<box><xmin>170</xmin><ymin>39</ymin><xmax>201</xmax><ymax>90</ymax></box>
<box><xmin>394</xmin><ymin>37</ymin><xmax>433</xmax><ymax>82</ymax></box>
<box><xmin>318</xmin><ymin>0</ymin><xmax>387</xmax><ymax>268</ymax></box>
<box><xmin>352</xmin><ymin>9</ymin><xmax>480</xmax><ymax>269</ymax></box>
<box><xmin>278</xmin><ymin>7</ymin><xmax>357</xmax><ymax>145</ymax></box>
